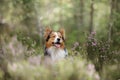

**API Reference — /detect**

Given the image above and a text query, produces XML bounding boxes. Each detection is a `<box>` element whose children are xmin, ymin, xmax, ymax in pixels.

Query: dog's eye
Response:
<box><xmin>59</xmin><ymin>36</ymin><xmax>62</xmax><ymax>38</ymax></box>
<box><xmin>52</xmin><ymin>35</ymin><xmax>55</xmax><ymax>38</ymax></box>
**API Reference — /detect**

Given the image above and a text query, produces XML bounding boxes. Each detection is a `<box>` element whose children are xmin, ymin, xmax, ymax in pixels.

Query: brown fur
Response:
<box><xmin>59</xmin><ymin>28</ymin><xmax>65</xmax><ymax>39</ymax></box>
<box><xmin>44</xmin><ymin>27</ymin><xmax>65</xmax><ymax>49</ymax></box>
<box><xmin>44</xmin><ymin>27</ymin><xmax>52</xmax><ymax>40</ymax></box>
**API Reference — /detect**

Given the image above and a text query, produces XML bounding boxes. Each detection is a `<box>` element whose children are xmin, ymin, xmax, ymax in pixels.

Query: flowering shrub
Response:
<box><xmin>71</xmin><ymin>42</ymin><xmax>87</xmax><ymax>58</ymax></box>
<box><xmin>0</xmin><ymin>35</ymin><xmax>100</xmax><ymax>80</ymax></box>
<box><xmin>86</xmin><ymin>31</ymin><xmax>120</xmax><ymax>80</ymax></box>
<box><xmin>86</xmin><ymin>32</ymin><xmax>112</xmax><ymax>71</ymax></box>
<box><xmin>0</xmin><ymin>31</ymin><xmax>119</xmax><ymax>80</ymax></box>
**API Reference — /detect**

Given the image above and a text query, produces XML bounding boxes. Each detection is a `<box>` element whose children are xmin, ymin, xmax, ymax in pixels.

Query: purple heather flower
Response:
<box><xmin>91</xmin><ymin>31</ymin><xmax>96</xmax><ymax>35</ymax></box>
<box><xmin>92</xmin><ymin>42</ymin><xmax>97</xmax><ymax>46</ymax></box>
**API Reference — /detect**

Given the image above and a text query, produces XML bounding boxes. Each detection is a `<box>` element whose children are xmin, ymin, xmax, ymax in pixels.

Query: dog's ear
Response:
<box><xmin>44</xmin><ymin>27</ymin><xmax>52</xmax><ymax>39</ymax></box>
<box><xmin>59</xmin><ymin>28</ymin><xmax>65</xmax><ymax>39</ymax></box>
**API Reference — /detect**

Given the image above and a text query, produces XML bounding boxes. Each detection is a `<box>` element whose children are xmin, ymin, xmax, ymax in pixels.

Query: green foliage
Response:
<box><xmin>0</xmin><ymin>0</ymin><xmax>120</xmax><ymax>80</ymax></box>
<box><xmin>17</xmin><ymin>31</ymin><xmax>43</xmax><ymax>57</ymax></box>
<box><xmin>112</xmin><ymin>12</ymin><xmax>120</xmax><ymax>47</ymax></box>
<box><xmin>86</xmin><ymin>32</ymin><xmax>120</xmax><ymax>79</ymax></box>
<box><xmin>7</xmin><ymin>57</ymin><xmax>99</xmax><ymax>80</ymax></box>
<box><xmin>0</xmin><ymin>69</ymin><xmax>4</xmax><ymax>80</ymax></box>
<box><xmin>87</xmin><ymin>32</ymin><xmax>110</xmax><ymax>71</ymax></box>
<box><xmin>17</xmin><ymin>32</ymin><xmax>40</xmax><ymax>49</ymax></box>
<box><xmin>102</xmin><ymin>65</ymin><xmax>120</xmax><ymax>80</ymax></box>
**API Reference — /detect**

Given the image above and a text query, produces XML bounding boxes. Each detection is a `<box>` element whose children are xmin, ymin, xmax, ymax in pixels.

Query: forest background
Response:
<box><xmin>0</xmin><ymin>0</ymin><xmax>120</xmax><ymax>80</ymax></box>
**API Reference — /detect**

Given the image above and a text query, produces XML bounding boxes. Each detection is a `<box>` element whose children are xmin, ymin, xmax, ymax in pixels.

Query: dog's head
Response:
<box><xmin>44</xmin><ymin>27</ymin><xmax>65</xmax><ymax>48</ymax></box>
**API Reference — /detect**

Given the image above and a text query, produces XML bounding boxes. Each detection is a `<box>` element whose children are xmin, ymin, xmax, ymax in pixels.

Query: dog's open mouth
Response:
<box><xmin>53</xmin><ymin>42</ymin><xmax>61</xmax><ymax>48</ymax></box>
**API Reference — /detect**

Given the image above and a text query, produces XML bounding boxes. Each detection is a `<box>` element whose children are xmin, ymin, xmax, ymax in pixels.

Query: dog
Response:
<box><xmin>44</xmin><ymin>27</ymin><xmax>68</xmax><ymax>61</ymax></box>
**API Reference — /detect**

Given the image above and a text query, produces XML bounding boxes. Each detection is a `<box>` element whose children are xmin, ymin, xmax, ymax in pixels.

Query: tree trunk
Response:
<box><xmin>79</xmin><ymin>0</ymin><xmax>84</xmax><ymax>27</ymax></box>
<box><xmin>59</xmin><ymin>0</ymin><xmax>63</xmax><ymax>27</ymax></box>
<box><xmin>89</xmin><ymin>0</ymin><xmax>94</xmax><ymax>33</ymax></box>
<box><xmin>108</xmin><ymin>0</ymin><xmax>115</xmax><ymax>42</ymax></box>
<box><xmin>73</xmin><ymin>0</ymin><xmax>84</xmax><ymax>29</ymax></box>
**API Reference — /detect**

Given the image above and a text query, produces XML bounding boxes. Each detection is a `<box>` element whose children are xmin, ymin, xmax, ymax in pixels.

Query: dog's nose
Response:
<box><xmin>57</xmin><ymin>38</ymin><xmax>60</xmax><ymax>41</ymax></box>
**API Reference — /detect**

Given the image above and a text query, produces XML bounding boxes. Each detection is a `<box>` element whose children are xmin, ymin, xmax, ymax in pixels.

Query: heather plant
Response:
<box><xmin>7</xmin><ymin>57</ymin><xmax>100</xmax><ymax>80</ymax></box>
<box><xmin>86</xmin><ymin>31</ymin><xmax>120</xmax><ymax>80</ymax></box>
<box><xmin>71</xmin><ymin>41</ymin><xmax>87</xmax><ymax>58</ymax></box>
<box><xmin>0</xmin><ymin>34</ymin><xmax>100</xmax><ymax>80</ymax></box>
<box><xmin>86</xmin><ymin>32</ymin><xmax>112</xmax><ymax>71</ymax></box>
<box><xmin>0</xmin><ymin>0</ymin><xmax>120</xmax><ymax>80</ymax></box>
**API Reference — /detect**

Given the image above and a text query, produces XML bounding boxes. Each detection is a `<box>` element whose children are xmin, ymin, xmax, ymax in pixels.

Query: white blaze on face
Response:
<box><xmin>54</xmin><ymin>32</ymin><xmax>59</xmax><ymax>43</ymax></box>
<box><xmin>53</xmin><ymin>32</ymin><xmax>63</xmax><ymax>48</ymax></box>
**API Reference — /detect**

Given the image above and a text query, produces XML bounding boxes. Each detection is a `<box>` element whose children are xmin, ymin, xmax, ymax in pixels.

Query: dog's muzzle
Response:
<box><xmin>52</xmin><ymin>42</ymin><xmax>61</xmax><ymax>48</ymax></box>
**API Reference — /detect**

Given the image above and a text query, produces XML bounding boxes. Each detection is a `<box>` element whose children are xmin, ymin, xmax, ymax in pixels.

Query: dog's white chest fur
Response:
<box><xmin>47</xmin><ymin>46</ymin><xmax>68</xmax><ymax>61</ymax></box>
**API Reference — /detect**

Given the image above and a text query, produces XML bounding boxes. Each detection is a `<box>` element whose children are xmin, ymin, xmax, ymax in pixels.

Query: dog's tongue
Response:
<box><xmin>54</xmin><ymin>44</ymin><xmax>60</xmax><ymax>48</ymax></box>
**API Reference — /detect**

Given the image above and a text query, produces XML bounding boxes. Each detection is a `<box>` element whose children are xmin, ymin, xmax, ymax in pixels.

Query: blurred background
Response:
<box><xmin>0</xmin><ymin>0</ymin><xmax>120</xmax><ymax>80</ymax></box>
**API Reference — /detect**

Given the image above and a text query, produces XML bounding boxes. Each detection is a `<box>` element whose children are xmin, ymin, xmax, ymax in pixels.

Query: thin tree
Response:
<box><xmin>79</xmin><ymin>0</ymin><xmax>84</xmax><ymax>27</ymax></box>
<box><xmin>89</xmin><ymin>0</ymin><xmax>94</xmax><ymax>33</ymax></box>
<box><xmin>108</xmin><ymin>0</ymin><xmax>115</xmax><ymax>42</ymax></box>
<box><xmin>73</xmin><ymin>0</ymin><xmax>84</xmax><ymax>29</ymax></box>
<box><xmin>59</xmin><ymin>0</ymin><xmax>63</xmax><ymax>27</ymax></box>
